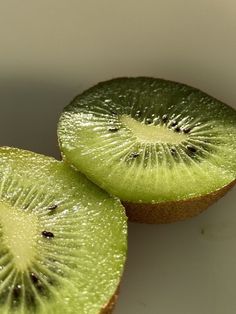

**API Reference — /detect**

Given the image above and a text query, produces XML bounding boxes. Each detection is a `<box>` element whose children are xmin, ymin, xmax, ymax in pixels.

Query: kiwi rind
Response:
<box><xmin>124</xmin><ymin>179</ymin><xmax>236</xmax><ymax>224</ymax></box>
<box><xmin>0</xmin><ymin>147</ymin><xmax>127</xmax><ymax>313</ymax></box>
<box><xmin>100</xmin><ymin>287</ymin><xmax>119</xmax><ymax>314</ymax></box>
<box><xmin>58</xmin><ymin>77</ymin><xmax>236</xmax><ymax>223</ymax></box>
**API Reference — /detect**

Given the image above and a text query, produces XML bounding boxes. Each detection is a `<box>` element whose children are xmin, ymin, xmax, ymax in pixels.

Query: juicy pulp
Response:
<box><xmin>58</xmin><ymin>77</ymin><xmax>236</xmax><ymax>203</ymax></box>
<box><xmin>0</xmin><ymin>147</ymin><xmax>127</xmax><ymax>314</ymax></box>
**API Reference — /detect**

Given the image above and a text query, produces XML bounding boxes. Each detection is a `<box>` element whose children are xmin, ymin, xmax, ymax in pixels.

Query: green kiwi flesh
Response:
<box><xmin>0</xmin><ymin>147</ymin><xmax>127</xmax><ymax>313</ymax></box>
<box><xmin>58</xmin><ymin>77</ymin><xmax>236</xmax><ymax>222</ymax></box>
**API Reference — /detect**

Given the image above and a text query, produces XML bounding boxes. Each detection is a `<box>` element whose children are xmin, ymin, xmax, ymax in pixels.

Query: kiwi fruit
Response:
<box><xmin>0</xmin><ymin>147</ymin><xmax>127</xmax><ymax>313</ymax></box>
<box><xmin>58</xmin><ymin>77</ymin><xmax>236</xmax><ymax>223</ymax></box>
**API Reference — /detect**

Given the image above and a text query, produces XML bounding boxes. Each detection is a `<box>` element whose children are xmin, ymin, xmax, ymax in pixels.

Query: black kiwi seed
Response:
<box><xmin>130</xmin><ymin>152</ymin><xmax>140</xmax><ymax>158</ymax></box>
<box><xmin>146</xmin><ymin>118</ymin><xmax>152</xmax><ymax>124</ymax></box>
<box><xmin>174</xmin><ymin>126</ymin><xmax>181</xmax><ymax>132</ymax></box>
<box><xmin>161</xmin><ymin>114</ymin><xmax>168</xmax><ymax>123</ymax></box>
<box><xmin>30</xmin><ymin>273</ymin><xmax>47</xmax><ymax>295</ymax></box>
<box><xmin>170</xmin><ymin>148</ymin><xmax>177</xmax><ymax>156</ymax></box>
<box><xmin>187</xmin><ymin>145</ymin><xmax>197</xmax><ymax>154</ymax></box>
<box><xmin>135</xmin><ymin>110</ymin><xmax>141</xmax><ymax>117</ymax></box>
<box><xmin>170</xmin><ymin>120</ymin><xmax>177</xmax><ymax>127</ymax></box>
<box><xmin>47</xmin><ymin>204</ymin><xmax>58</xmax><ymax>211</ymax></box>
<box><xmin>12</xmin><ymin>285</ymin><xmax>21</xmax><ymax>300</ymax></box>
<box><xmin>108</xmin><ymin>127</ymin><xmax>119</xmax><ymax>132</ymax></box>
<box><xmin>183</xmin><ymin>127</ymin><xmax>191</xmax><ymax>134</ymax></box>
<box><xmin>42</xmin><ymin>231</ymin><xmax>54</xmax><ymax>238</ymax></box>
<box><xmin>30</xmin><ymin>272</ymin><xmax>39</xmax><ymax>284</ymax></box>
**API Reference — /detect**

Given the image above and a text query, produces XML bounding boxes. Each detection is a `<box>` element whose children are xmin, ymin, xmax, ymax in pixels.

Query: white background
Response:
<box><xmin>0</xmin><ymin>1</ymin><xmax>236</xmax><ymax>313</ymax></box>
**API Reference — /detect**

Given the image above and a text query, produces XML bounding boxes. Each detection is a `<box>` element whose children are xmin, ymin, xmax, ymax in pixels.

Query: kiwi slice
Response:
<box><xmin>0</xmin><ymin>147</ymin><xmax>127</xmax><ymax>313</ymax></box>
<box><xmin>58</xmin><ymin>77</ymin><xmax>236</xmax><ymax>223</ymax></box>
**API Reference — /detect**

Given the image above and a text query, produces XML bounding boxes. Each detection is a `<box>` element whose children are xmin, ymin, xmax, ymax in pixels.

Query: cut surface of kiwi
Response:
<box><xmin>58</xmin><ymin>77</ymin><xmax>236</xmax><ymax>223</ymax></box>
<box><xmin>0</xmin><ymin>147</ymin><xmax>127</xmax><ymax>313</ymax></box>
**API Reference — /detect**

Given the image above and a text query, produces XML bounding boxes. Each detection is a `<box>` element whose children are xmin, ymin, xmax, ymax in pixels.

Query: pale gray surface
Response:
<box><xmin>0</xmin><ymin>1</ymin><xmax>236</xmax><ymax>314</ymax></box>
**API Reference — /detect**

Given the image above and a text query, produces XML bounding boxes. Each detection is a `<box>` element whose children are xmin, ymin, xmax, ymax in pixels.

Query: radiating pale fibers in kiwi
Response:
<box><xmin>0</xmin><ymin>147</ymin><xmax>127</xmax><ymax>314</ymax></box>
<box><xmin>58</xmin><ymin>77</ymin><xmax>236</xmax><ymax>203</ymax></box>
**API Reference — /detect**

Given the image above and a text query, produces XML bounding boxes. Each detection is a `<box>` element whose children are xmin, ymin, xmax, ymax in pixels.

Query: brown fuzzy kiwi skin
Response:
<box><xmin>123</xmin><ymin>180</ymin><xmax>236</xmax><ymax>224</ymax></box>
<box><xmin>100</xmin><ymin>288</ymin><xmax>120</xmax><ymax>314</ymax></box>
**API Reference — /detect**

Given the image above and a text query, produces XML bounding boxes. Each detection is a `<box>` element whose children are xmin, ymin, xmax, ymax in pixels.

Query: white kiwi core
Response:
<box><xmin>0</xmin><ymin>202</ymin><xmax>38</xmax><ymax>270</ymax></box>
<box><xmin>120</xmin><ymin>114</ymin><xmax>187</xmax><ymax>144</ymax></box>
